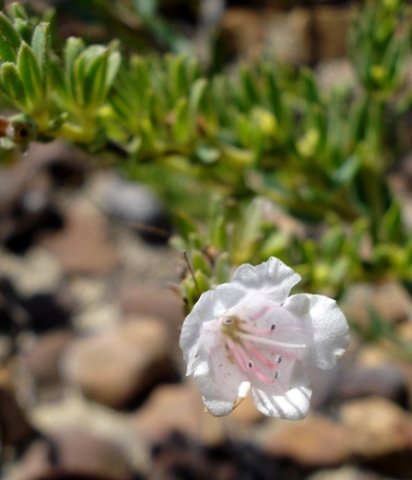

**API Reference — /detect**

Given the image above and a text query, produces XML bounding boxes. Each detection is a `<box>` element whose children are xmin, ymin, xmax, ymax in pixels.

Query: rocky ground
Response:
<box><xmin>0</xmin><ymin>140</ymin><xmax>411</xmax><ymax>480</ymax></box>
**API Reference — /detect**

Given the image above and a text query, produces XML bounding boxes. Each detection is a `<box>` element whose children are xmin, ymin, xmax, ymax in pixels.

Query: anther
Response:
<box><xmin>247</xmin><ymin>360</ymin><xmax>253</xmax><ymax>369</ymax></box>
<box><xmin>275</xmin><ymin>355</ymin><xmax>282</xmax><ymax>363</ymax></box>
<box><xmin>270</xmin><ymin>324</ymin><xmax>276</xmax><ymax>331</ymax></box>
<box><xmin>274</xmin><ymin>371</ymin><xmax>279</xmax><ymax>379</ymax></box>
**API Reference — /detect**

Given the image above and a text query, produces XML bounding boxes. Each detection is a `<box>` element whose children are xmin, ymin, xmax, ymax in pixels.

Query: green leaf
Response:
<box><xmin>264</xmin><ymin>66</ymin><xmax>284</xmax><ymax>123</ymax></box>
<box><xmin>380</xmin><ymin>201</ymin><xmax>403</xmax><ymax>243</ymax></box>
<box><xmin>17</xmin><ymin>42</ymin><xmax>43</xmax><ymax>104</ymax></box>
<box><xmin>188</xmin><ymin>78</ymin><xmax>207</xmax><ymax>123</ymax></box>
<box><xmin>7</xmin><ymin>3</ymin><xmax>28</xmax><ymax>21</ymax></box>
<box><xmin>106</xmin><ymin>51</ymin><xmax>121</xmax><ymax>91</ymax></box>
<box><xmin>13</xmin><ymin>18</ymin><xmax>31</xmax><ymax>42</ymax></box>
<box><xmin>133</xmin><ymin>0</ymin><xmax>158</xmax><ymax>19</ymax></box>
<box><xmin>0</xmin><ymin>62</ymin><xmax>27</xmax><ymax>107</ymax></box>
<box><xmin>0</xmin><ymin>36</ymin><xmax>16</xmax><ymax>62</ymax></box>
<box><xmin>31</xmin><ymin>22</ymin><xmax>50</xmax><ymax>72</ymax></box>
<box><xmin>0</xmin><ymin>12</ymin><xmax>21</xmax><ymax>51</ymax></box>
<box><xmin>192</xmin><ymin>250</ymin><xmax>211</xmax><ymax>275</ymax></box>
<box><xmin>214</xmin><ymin>252</ymin><xmax>231</xmax><ymax>284</ymax></box>
<box><xmin>302</xmin><ymin>68</ymin><xmax>320</xmax><ymax>104</ymax></box>
<box><xmin>196</xmin><ymin>144</ymin><xmax>220</xmax><ymax>164</ymax></box>
<box><xmin>171</xmin><ymin>98</ymin><xmax>189</xmax><ymax>143</ymax></box>
<box><xmin>73</xmin><ymin>52</ymin><xmax>87</xmax><ymax>107</ymax></box>
<box><xmin>333</xmin><ymin>155</ymin><xmax>361</xmax><ymax>185</ymax></box>
<box><xmin>84</xmin><ymin>50</ymin><xmax>109</xmax><ymax>108</ymax></box>
<box><xmin>64</xmin><ymin>37</ymin><xmax>85</xmax><ymax>100</ymax></box>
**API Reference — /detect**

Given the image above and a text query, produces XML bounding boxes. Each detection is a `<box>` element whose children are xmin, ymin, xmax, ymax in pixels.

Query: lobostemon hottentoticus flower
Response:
<box><xmin>179</xmin><ymin>257</ymin><xmax>350</xmax><ymax>419</ymax></box>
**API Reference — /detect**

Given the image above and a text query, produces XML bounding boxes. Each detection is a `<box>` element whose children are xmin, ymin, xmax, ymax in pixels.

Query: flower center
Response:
<box><xmin>219</xmin><ymin>311</ymin><xmax>306</xmax><ymax>385</ymax></box>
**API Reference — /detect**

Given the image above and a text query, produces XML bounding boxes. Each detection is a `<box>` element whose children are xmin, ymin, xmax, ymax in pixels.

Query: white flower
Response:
<box><xmin>179</xmin><ymin>257</ymin><xmax>350</xmax><ymax>419</ymax></box>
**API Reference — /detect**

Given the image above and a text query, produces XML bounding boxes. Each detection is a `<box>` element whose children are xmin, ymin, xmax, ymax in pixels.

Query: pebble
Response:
<box><xmin>62</xmin><ymin>317</ymin><xmax>177</xmax><ymax>408</ymax></box>
<box><xmin>40</xmin><ymin>199</ymin><xmax>120</xmax><ymax>275</ymax></box>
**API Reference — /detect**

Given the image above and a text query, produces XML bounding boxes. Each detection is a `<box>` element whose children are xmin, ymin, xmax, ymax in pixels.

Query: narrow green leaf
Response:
<box><xmin>264</xmin><ymin>66</ymin><xmax>284</xmax><ymax>123</ymax></box>
<box><xmin>7</xmin><ymin>3</ymin><xmax>28</xmax><ymax>21</ymax></box>
<box><xmin>133</xmin><ymin>0</ymin><xmax>158</xmax><ymax>19</ymax></box>
<box><xmin>48</xmin><ymin>57</ymin><xmax>68</xmax><ymax>102</ymax></box>
<box><xmin>302</xmin><ymin>68</ymin><xmax>320</xmax><ymax>104</ymax></box>
<box><xmin>0</xmin><ymin>62</ymin><xmax>27</xmax><ymax>107</ymax></box>
<box><xmin>241</xmin><ymin>66</ymin><xmax>259</xmax><ymax>106</ymax></box>
<box><xmin>380</xmin><ymin>201</ymin><xmax>403</xmax><ymax>243</ymax></box>
<box><xmin>188</xmin><ymin>78</ymin><xmax>207</xmax><ymax>121</ymax></box>
<box><xmin>0</xmin><ymin>37</ymin><xmax>16</xmax><ymax>61</ymax></box>
<box><xmin>31</xmin><ymin>22</ymin><xmax>50</xmax><ymax>72</ymax></box>
<box><xmin>73</xmin><ymin>52</ymin><xmax>86</xmax><ymax>107</ymax></box>
<box><xmin>17</xmin><ymin>42</ymin><xmax>43</xmax><ymax>103</ymax></box>
<box><xmin>84</xmin><ymin>51</ymin><xmax>108</xmax><ymax>108</ymax></box>
<box><xmin>64</xmin><ymin>37</ymin><xmax>85</xmax><ymax>100</ymax></box>
<box><xmin>105</xmin><ymin>51</ymin><xmax>121</xmax><ymax>91</ymax></box>
<box><xmin>333</xmin><ymin>155</ymin><xmax>361</xmax><ymax>185</ymax></box>
<box><xmin>172</xmin><ymin>98</ymin><xmax>189</xmax><ymax>143</ymax></box>
<box><xmin>0</xmin><ymin>12</ymin><xmax>21</xmax><ymax>50</ymax></box>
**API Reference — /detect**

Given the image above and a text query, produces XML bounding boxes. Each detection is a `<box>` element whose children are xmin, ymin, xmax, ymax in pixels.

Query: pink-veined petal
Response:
<box><xmin>231</xmin><ymin>257</ymin><xmax>301</xmax><ymax>302</ymax></box>
<box><xmin>251</xmin><ymin>361</ymin><xmax>312</xmax><ymax>419</ymax></box>
<box><xmin>194</xmin><ymin>339</ymin><xmax>251</xmax><ymax>416</ymax></box>
<box><xmin>179</xmin><ymin>283</ymin><xmax>245</xmax><ymax>364</ymax></box>
<box><xmin>252</xmin><ymin>385</ymin><xmax>312</xmax><ymax>419</ymax></box>
<box><xmin>284</xmin><ymin>293</ymin><xmax>350</xmax><ymax>370</ymax></box>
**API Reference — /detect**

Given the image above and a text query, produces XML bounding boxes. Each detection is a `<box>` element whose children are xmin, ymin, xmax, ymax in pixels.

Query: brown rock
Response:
<box><xmin>23</xmin><ymin>330</ymin><xmax>73</xmax><ymax>388</ymax></box>
<box><xmin>132</xmin><ymin>382</ymin><xmax>224</xmax><ymax>445</ymax></box>
<box><xmin>8</xmin><ymin>429</ymin><xmax>133</xmax><ymax>480</ymax></box>
<box><xmin>219</xmin><ymin>8</ymin><xmax>265</xmax><ymax>62</ymax></box>
<box><xmin>257</xmin><ymin>414</ymin><xmax>351</xmax><ymax>467</ymax></box>
<box><xmin>340</xmin><ymin>397</ymin><xmax>412</xmax><ymax>458</ymax></box>
<box><xmin>0</xmin><ymin>387</ymin><xmax>36</xmax><ymax>453</ymax></box>
<box><xmin>40</xmin><ymin>200</ymin><xmax>119</xmax><ymax>275</ymax></box>
<box><xmin>342</xmin><ymin>282</ymin><xmax>412</xmax><ymax>327</ymax></box>
<box><xmin>312</xmin><ymin>5</ymin><xmax>351</xmax><ymax>60</ymax></box>
<box><xmin>62</xmin><ymin>318</ymin><xmax>177</xmax><ymax>408</ymax></box>
<box><xmin>120</xmin><ymin>285</ymin><xmax>184</xmax><ymax>327</ymax></box>
<box><xmin>230</xmin><ymin>394</ymin><xmax>264</xmax><ymax>425</ymax></box>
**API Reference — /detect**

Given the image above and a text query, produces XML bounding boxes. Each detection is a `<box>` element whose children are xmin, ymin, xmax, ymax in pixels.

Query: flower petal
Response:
<box><xmin>252</xmin><ymin>385</ymin><xmax>312</xmax><ymax>419</ymax></box>
<box><xmin>284</xmin><ymin>293</ymin><xmax>350</xmax><ymax>370</ymax></box>
<box><xmin>251</xmin><ymin>359</ymin><xmax>312</xmax><ymax>419</ymax></box>
<box><xmin>194</xmin><ymin>341</ymin><xmax>251</xmax><ymax>416</ymax></box>
<box><xmin>179</xmin><ymin>282</ymin><xmax>245</xmax><ymax>364</ymax></box>
<box><xmin>231</xmin><ymin>257</ymin><xmax>301</xmax><ymax>302</ymax></box>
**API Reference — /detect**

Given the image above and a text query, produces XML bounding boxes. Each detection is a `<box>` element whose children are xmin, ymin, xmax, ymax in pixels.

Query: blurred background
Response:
<box><xmin>1</xmin><ymin>1</ymin><xmax>412</xmax><ymax>479</ymax></box>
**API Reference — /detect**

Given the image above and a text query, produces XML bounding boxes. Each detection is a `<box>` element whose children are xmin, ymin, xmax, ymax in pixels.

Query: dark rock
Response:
<box><xmin>0</xmin><ymin>386</ymin><xmax>37</xmax><ymax>456</ymax></box>
<box><xmin>21</xmin><ymin>290</ymin><xmax>73</xmax><ymax>334</ymax></box>
<box><xmin>8</xmin><ymin>429</ymin><xmax>134</xmax><ymax>480</ymax></box>
<box><xmin>149</xmin><ymin>431</ymin><xmax>283</xmax><ymax>480</ymax></box>
<box><xmin>0</xmin><ymin>278</ymin><xmax>73</xmax><ymax>338</ymax></box>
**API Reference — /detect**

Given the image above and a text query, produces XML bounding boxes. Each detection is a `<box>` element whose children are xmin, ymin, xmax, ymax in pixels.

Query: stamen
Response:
<box><xmin>275</xmin><ymin>355</ymin><xmax>282</xmax><ymax>364</ymax></box>
<box><xmin>238</xmin><ymin>332</ymin><xmax>306</xmax><ymax>349</ymax></box>
<box><xmin>270</xmin><ymin>324</ymin><xmax>276</xmax><ymax>331</ymax></box>
<box><xmin>226</xmin><ymin>339</ymin><xmax>277</xmax><ymax>385</ymax></box>
<box><xmin>246</xmin><ymin>341</ymin><xmax>277</xmax><ymax>369</ymax></box>
<box><xmin>241</xmin><ymin>323</ymin><xmax>275</xmax><ymax>336</ymax></box>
